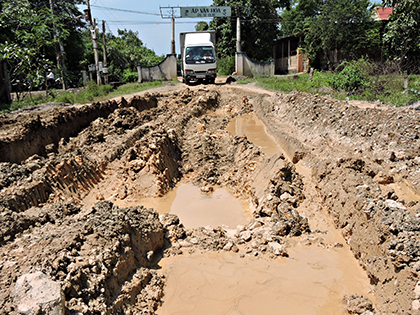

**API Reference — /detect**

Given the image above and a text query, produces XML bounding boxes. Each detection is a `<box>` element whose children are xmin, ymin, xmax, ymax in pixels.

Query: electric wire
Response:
<box><xmin>96</xmin><ymin>0</ymin><xmax>125</xmax><ymax>30</ymax></box>
<box><xmin>105</xmin><ymin>21</ymin><xmax>208</xmax><ymax>25</ymax></box>
<box><xmin>90</xmin><ymin>4</ymin><xmax>160</xmax><ymax>16</ymax></box>
<box><xmin>89</xmin><ymin>1</ymin><xmax>134</xmax><ymax>71</ymax></box>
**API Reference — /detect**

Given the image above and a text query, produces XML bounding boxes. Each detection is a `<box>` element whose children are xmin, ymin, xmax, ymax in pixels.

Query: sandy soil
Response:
<box><xmin>0</xmin><ymin>79</ymin><xmax>419</xmax><ymax>314</ymax></box>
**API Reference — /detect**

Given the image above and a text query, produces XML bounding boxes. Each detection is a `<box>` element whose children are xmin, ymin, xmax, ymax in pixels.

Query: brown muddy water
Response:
<box><xmin>154</xmin><ymin>113</ymin><xmax>375</xmax><ymax>314</ymax></box>
<box><xmin>157</xmin><ymin>245</ymin><xmax>372</xmax><ymax>315</ymax></box>
<box><xmin>116</xmin><ymin>183</ymin><xmax>251</xmax><ymax>229</ymax></box>
<box><xmin>226</xmin><ymin>112</ymin><xmax>281</xmax><ymax>157</ymax></box>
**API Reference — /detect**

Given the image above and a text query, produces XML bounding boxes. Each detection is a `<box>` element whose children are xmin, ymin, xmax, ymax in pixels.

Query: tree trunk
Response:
<box><xmin>0</xmin><ymin>60</ymin><xmax>12</xmax><ymax>105</ymax></box>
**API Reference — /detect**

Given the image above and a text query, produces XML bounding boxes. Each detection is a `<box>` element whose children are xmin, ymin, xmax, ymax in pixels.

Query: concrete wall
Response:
<box><xmin>235</xmin><ymin>52</ymin><xmax>274</xmax><ymax>78</ymax></box>
<box><xmin>137</xmin><ymin>54</ymin><xmax>177</xmax><ymax>82</ymax></box>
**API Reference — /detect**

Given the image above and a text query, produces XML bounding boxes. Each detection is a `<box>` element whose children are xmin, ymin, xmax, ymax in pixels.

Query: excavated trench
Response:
<box><xmin>0</xmin><ymin>84</ymin><xmax>420</xmax><ymax>314</ymax></box>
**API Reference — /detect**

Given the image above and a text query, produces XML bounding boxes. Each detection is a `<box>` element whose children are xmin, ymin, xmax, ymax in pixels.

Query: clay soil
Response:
<box><xmin>1</xmin><ymin>79</ymin><xmax>420</xmax><ymax>314</ymax></box>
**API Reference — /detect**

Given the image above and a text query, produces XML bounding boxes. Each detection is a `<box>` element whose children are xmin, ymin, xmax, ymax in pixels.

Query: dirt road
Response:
<box><xmin>0</xmin><ymin>80</ymin><xmax>419</xmax><ymax>314</ymax></box>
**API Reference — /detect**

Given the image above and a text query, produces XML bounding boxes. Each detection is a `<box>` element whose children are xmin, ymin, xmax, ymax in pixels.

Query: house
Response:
<box><xmin>273</xmin><ymin>35</ymin><xmax>308</xmax><ymax>75</ymax></box>
<box><xmin>374</xmin><ymin>6</ymin><xmax>393</xmax><ymax>21</ymax></box>
<box><xmin>274</xmin><ymin>7</ymin><xmax>393</xmax><ymax>73</ymax></box>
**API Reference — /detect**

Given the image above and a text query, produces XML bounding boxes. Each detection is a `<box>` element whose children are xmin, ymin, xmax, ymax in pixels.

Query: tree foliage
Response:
<box><xmin>279</xmin><ymin>0</ymin><xmax>319</xmax><ymax>38</ymax></box>
<box><xmin>280</xmin><ymin>0</ymin><xmax>381</xmax><ymax>68</ymax></box>
<box><xmin>195</xmin><ymin>21</ymin><xmax>209</xmax><ymax>31</ymax></box>
<box><xmin>102</xmin><ymin>29</ymin><xmax>165</xmax><ymax>83</ymax></box>
<box><xmin>0</xmin><ymin>0</ymin><xmax>84</xmax><ymax>90</ymax></box>
<box><xmin>209</xmin><ymin>0</ymin><xmax>291</xmax><ymax>61</ymax></box>
<box><xmin>381</xmin><ymin>0</ymin><xmax>420</xmax><ymax>71</ymax></box>
<box><xmin>0</xmin><ymin>0</ymin><xmax>165</xmax><ymax>90</ymax></box>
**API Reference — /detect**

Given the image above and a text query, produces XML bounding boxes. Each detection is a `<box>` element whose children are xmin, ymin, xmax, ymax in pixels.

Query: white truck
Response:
<box><xmin>179</xmin><ymin>31</ymin><xmax>217</xmax><ymax>85</ymax></box>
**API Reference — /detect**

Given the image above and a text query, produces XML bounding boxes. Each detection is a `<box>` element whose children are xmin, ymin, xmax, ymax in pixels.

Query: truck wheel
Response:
<box><xmin>185</xmin><ymin>78</ymin><xmax>190</xmax><ymax>85</ymax></box>
<box><xmin>209</xmin><ymin>78</ymin><xmax>215</xmax><ymax>84</ymax></box>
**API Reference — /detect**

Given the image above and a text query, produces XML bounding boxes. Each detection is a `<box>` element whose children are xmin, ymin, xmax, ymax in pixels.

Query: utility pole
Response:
<box><xmin>85</xmin><ymin>0</ymin><xmax>101</xmax><ymax>85</ymax></box>
<box><xmin>235</xmin><ymin>6</ymin><xmax>250</xmax><ymax>53</ymax></box>
<box><xmin>102</xmin><ymin>20</ymin><xmax>109</xmax><ymax>84</ymax></box>
<box><xmin>171</xmin><ymin>17</ymin><xmax>176</xmax><ymax>54</ymax></box>
<box><xmin>236</xmin><ymin>14</ymin><xmax>241</xmax><ymax>53</ymax></box>
<box><xmin>49</xmin><ymin>0</ymin><xmax>67</xmax><ymax>89</ymax></box>
<box><xmin>160</xmin><ymin>7</ymin><xmax>180</xmax><ymax>55</ymax></box>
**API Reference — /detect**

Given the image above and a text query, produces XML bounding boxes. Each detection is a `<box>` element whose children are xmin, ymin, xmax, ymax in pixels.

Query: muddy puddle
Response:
<box><xmin>157</xmin><ymin>245</ymin><xmax>373</xmax><ymax>315</ymax></box>
<box><xmin>116</xmin><ymin>183</ymin><xmax>251</xmax><ymax>229</ymax></box>
<box><xmin>154</xmin><ymin>112</ymin><xmax>374</xmax><ymax>315</ymax></box>
<box><xmin>168</xmin><ymin>184</ymin><xmax>251</xmax><ymax>229</ymax></box>
<box><xmin>227</xmin><ymin>112</ymin><xmax>281</xmax><ymax>156</ymax></box>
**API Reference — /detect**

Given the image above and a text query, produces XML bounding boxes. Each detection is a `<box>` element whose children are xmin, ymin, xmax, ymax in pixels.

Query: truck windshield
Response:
<box><xmin>185</xmin><ymin>46</ymin><xmax>215</xmax><ymax>64</ymax></box>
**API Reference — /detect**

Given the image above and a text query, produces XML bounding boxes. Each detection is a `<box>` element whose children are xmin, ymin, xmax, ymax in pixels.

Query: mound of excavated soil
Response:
<box><xmin>256</xmin><ymin>90</ymin><xmax>420</xmax><ymax>314</ymax></box>
<box><xmin>0</xmin><ymin>83</ymin><xmax>419</xmax><ymax>314</ymax></box>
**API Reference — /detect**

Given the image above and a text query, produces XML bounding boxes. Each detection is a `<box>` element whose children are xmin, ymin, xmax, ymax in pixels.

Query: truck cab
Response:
<box><xmin>180</xmin><ymin>31</ymin><xmax>217</xmax><ymax>84</ymax></box>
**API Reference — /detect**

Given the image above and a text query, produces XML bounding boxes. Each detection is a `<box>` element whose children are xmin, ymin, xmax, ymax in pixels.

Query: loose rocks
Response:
<box><xmin>12</xmin><ymin>271</ymin><xmax>65</xmax><ymax>315</ymax></box>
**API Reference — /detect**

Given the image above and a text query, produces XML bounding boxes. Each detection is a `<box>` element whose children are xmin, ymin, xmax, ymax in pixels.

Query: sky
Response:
<box><xmin>81</xmin><ymin>0</ymin><xmax>215</xmax><ymax>56</ymax></box>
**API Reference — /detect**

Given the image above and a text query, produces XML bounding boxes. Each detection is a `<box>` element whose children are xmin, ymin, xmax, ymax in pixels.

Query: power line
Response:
<box><xmin>105</xmin><ymin>21</ymin><xmax>206</xmax><ymax>25</ymax></box>
<box><xmin>104</xmin><ymin>18</ymin><xmax>280</xmax><ymax>26</ymax></box>
<box><xmin>97</xmin><ymin>0</ymin><xmax>125</xmax><ymax>29</ymax></box>
<box><xmin>90</xmin><ymin>4</ymin><xmax>160</xmax><ymax>16</ymax></box>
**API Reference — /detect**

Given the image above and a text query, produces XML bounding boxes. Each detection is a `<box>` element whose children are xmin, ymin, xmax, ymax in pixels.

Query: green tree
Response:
<box><xmin>302</xmin><ymin>0</ymin><xmax>381</xmax><ymax>68</ymax></box>
<box><xmin>0</xmin><ymin>0</ymin><xmax>61</xmax><ymax>92</ymax></box>
<box><xmin>209</xmin><ymin>0</ymin><xmax>291</xmax><ymax>61</ymax></box>
<box><xmin>381</xmin><ymin>0</ymin><xmax>420</xmax><ymax>71</ymax></box>
<box><xmin>104</xmin><ymin>29</ymin><xmax>165</xmax><ymax>83</ymax></box>
<box><xmin>195</xmin><ymin>21</ymin><xmax>210</xmax><ymax>31</ymax></box>
<box><xmin>279</xmin><ymin>0</ymin><xmax>320</xmax><ymax>38</ymax></box>
<box><xmin>0</xmin><ymin>0</ymin><xmax>85</xmax><ymax>90</ymax></box>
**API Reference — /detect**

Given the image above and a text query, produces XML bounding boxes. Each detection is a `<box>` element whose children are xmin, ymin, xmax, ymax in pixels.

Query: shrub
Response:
<box><xmin>408</xmin><ymin>80</ymin><xmax>420</xmax><ymax>101</ymax></box>
<box><xmin>218</xmin><ymin>56</ymin><xmax>235</xmax><ymax>76</ymax></box>
<box><xmin>328</xmin><ymin>59</ymin><xmax>370</xmax><ymax>93</ymax></box>
<box><xmin>86</xmin><ymin>80</ymin><xmax>101</xmax><ymax>97</ymax></box>
<box><xmin>99</xmin><ymin>84</ymin><xmax>113</xmax><ymax>95</ymax></box>
<box><xmin>122</xmin><ymin>69</ymin><xmax>138</xmax><ymax>83</ymax></box>
<box><xmin>56</xmin><ymin>92</ymin><xmax>76</xmax><ymax>104</ymax></box>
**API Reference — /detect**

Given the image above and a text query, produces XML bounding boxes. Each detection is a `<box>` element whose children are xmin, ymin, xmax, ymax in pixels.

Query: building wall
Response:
<box><xmin>236</xmin><ymin>52</ymin><xmax>274</xmax><ymax>78</ymax></box>
<box><xmin>138</xmin><ymin>54</ymin><xmax>177</xmax><ymax>82</ymax></box>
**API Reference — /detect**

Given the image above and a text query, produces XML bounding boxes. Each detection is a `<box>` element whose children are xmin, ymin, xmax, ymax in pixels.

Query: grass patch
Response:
<box><xmin>238</xmin><ymin>69</ymin><xmax>420</xmax><ymax>107</ymax></box>
<box><xmin>1</xmin><ymin>80</ymin><xmax>169</xmax><ymax>113</ymax></box>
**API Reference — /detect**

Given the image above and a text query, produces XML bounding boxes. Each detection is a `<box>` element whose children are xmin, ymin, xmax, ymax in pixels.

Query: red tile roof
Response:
<box><xmin>374</xmin><ymin>7</ymin><xmax>393</xmax><ymax>21</ymax></box>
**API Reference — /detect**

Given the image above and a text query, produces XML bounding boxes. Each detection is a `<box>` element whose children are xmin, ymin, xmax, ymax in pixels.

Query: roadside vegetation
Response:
<box><xmin>1</xmin><ymin>0</ymin><xmax>419</xmax><ymax>109</ymax></box>
<box><xmin>0</xmin><ymin>80</ymin><xmax>167</xmax><ymax>113</ymax></box>
<box><xmin>238</xmin><ymin>59</ymin><xmax>420</xmax><ymax>107</ymax></box>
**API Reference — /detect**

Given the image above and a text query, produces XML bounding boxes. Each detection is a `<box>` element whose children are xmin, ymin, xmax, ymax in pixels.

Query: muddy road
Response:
<box><xmin>0</xmin><ymin>80</ymin><xmax>420</xmax><ymax>314</ymax></box>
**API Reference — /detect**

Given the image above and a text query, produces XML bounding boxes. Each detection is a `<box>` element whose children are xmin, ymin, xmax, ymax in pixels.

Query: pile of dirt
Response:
<box><xmin>1</xmin><ymin>201</ymin><xmax>165</xmax><ymax>314</ymax></box>
<box><xmin>256</xmin><ymin>90</ymin><xmax>420</xmax><ymax>314</ymax></box>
